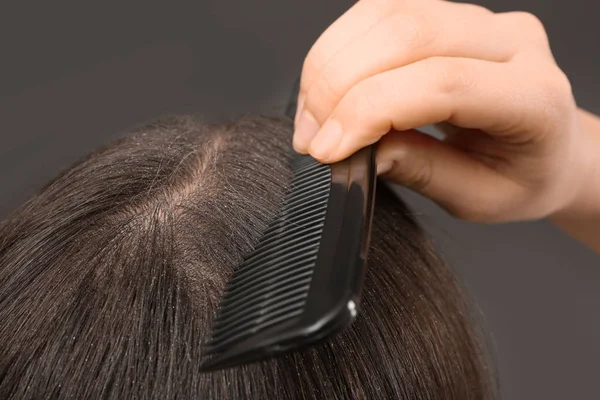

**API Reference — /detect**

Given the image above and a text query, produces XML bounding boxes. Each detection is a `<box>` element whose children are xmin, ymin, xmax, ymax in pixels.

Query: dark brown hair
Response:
<box><xmin>0</xmin><ymin>115</ymin><xmax>495</xmax><ymax>399</ymax></box>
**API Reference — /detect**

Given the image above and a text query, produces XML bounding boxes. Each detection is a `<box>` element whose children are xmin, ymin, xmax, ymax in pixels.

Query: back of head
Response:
<box><xmin>0</xmin><ymin>115</ymin><xmax>495</xmax><ymax>399</ymax></box>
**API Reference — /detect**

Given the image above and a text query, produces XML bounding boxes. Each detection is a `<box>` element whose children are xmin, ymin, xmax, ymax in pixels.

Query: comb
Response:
<box><xmin>199</xmin><ymin>80</ymin><xmax>376</xmax><ymax>371</ymax></box>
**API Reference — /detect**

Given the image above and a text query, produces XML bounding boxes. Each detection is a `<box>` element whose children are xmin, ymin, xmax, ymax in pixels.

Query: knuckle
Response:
<box><xmin>553</xmin><ymin>67</ymin><xmax>574</xmax><ymax>98</ymax></box>
<box><xmin>387</xmin><ymin>11</ymin><xmax>437</xmax><ymax>51</ymax></box>
<box><xmin>350</xmin><ymin>84</ymin><xmax>383</xmax><ymax>123</ymax></box>
<box><xmin>319</xmin><ymin>70</ymin><xmax>346</xmax><ymax>101</ymax></box>
<box><xmin>389</xmin><ymin>139</ymin><xmax>435</xmax><ymax>192</ymax></box>
<box><xmin>536</xmin><ymin>67</ymin><xmax>575</xmax><ymax>115</ymax></box>
<box><xmin>514</xmin><ymin>11</ymin><xmax>545</xmax><ymax>31</ymax></box>
<box><xmin>408</xmin><ymin>158</ymin><xmax>434</xmax><ymax>192</ymax></box>
<box><xmin>456</xmin><ymin>2</ymin><xmax>493</xmax><ymax>16</ymax></box>
<box><xmin>356</xmin><ymin>75</ymin><xmax>388</xmax><ymax>108</ymax></box>
<box><xmin>302</xmin><ymin>48</ymin><xmax>345</xmax><ymax>102</ymax></box>
<box><xmin>511</xmin><ymin>11</ymin><xmax>549</xmax><ymax>42</ymax></box>
<box><xmin>397</xmin><ymin>156</ymin><xmax>434</xmax><ymax>192</ymax></box>
<box><xmin>305</xmin><ymin>73</ymin><xmax>345</xmax><ymax>117</ymax></box>
<box><xmin>428</xmin><ymin>57</ymin><xmax>472</xmax><ymax>95</ymax></box>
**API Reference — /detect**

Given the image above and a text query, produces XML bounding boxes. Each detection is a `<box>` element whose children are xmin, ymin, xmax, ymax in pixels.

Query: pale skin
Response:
<box><xmin>292</xmin><ymin>0</ymin><xmax>600</xmax><ymax>254</ymax></box>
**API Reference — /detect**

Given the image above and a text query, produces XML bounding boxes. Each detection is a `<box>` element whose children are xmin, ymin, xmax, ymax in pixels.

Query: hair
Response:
<box><xmin>0</xmin><ymin>115</ymin><xmax>495</xmax><ymax>399</ymax></box>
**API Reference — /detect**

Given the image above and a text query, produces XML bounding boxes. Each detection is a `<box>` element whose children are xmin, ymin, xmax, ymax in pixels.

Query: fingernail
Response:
<box><xmin>293</xmin><ymin>109</ymin><xmax>320</xmax><ymax>152</ymax></box>
<box><xmin>377</xmin><ymin>160</ymin><xmax>395</xmax><ymax>175</ymax></box>
<box><xmin>294</xmin><ymin>94</ymin><xmax>305</xmax><ymax>125</ymax></box>
<box><xmin>309</xmin><ymin>119</ymin><xmax>343</xmax><ymax>160</ymax></box>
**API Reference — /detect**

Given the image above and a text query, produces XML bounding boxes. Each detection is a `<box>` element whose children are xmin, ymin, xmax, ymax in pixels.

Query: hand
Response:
<box><xmin>293</xmin><ymin>0</ymin><xmax>594</xmax><ymax>223</ymax></box>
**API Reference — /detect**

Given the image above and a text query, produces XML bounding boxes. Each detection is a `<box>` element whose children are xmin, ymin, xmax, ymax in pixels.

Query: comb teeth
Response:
<box><xmin>204</xmin><ymin>155</ymin><xmax>331</xmax><ymax>355</ymax></box>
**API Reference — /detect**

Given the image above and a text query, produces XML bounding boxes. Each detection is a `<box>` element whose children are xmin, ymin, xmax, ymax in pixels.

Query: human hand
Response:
<box><xmin>293</xmin><ymin>0</ymin><xmax>595</xmax><ymax>223</ymax></box>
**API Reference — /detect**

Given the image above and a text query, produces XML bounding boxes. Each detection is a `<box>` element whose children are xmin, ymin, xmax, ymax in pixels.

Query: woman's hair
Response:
<box><xmin>0</xmin><ymin>115</ymin><xmax>494</xmax><ymax>399</ymax></box>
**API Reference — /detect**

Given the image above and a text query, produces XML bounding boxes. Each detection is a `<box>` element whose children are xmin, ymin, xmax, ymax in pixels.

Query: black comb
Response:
<box><xmin>199</xmin><ymin>80</ymin><xmax>376</xmax><ymax>371</ymax></box>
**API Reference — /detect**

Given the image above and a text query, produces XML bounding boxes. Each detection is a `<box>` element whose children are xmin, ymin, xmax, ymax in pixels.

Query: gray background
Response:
<box><xmin>0</xmin><ymin>0</ymin><xmax>598</xmax><ymax>398</ymax></box>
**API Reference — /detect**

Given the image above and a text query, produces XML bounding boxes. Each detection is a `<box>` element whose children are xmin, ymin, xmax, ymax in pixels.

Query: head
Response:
<box><xmin>0</xmin><ymin>115</ymin><xmax>494</xmax><ymax>399</ymax></box>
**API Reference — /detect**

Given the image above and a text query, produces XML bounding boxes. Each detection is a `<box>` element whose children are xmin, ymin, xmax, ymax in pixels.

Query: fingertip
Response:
<box><xmin>307</xmin><ymin>146</ymin><xmax>342</xmax><ymax>164</ymax></box>
<box><xmin>376</xmin><ymin>160</ymin><xmax>395</xmax><ymax>176</ymax></box>
<box><xmin>293</xmin><ymin>109</ymin><xmax>321</xmax><ymax>153</ymax></box>
<box><xmin>292</xmin><ymin>141</ymin><xmax>309</xmax><ymax>155</ymax></box>
<box><xmin>308</xmin><ymin>119</ymin><xmax>343</xmax><ymax>162</ymax></box>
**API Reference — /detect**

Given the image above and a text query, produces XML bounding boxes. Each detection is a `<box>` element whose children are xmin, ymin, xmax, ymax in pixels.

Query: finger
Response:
<box><xmin>437</xmin><ymin>123</ymin><xmax>493</xmax><ymax>152</ymax></box>
<box><xmin>441</xmin><ymin>126</ymin><xmax>504</xmax><ymax>159</ymax></box>
<box><xmin>301</xmin><ymin>1</ymin><xmax>513</xmax><ymax>127</ymax></box>
<box><xmin>296</xmin><ymin>0</ymin><xmax>390</xmax><ymax>124</ymax></box>
<box><xmin>434</xmin><ymin>122</ymin><xmax>459</xmax><ymax>137</ymax></box>
<box><xmin>376</xmin><ymin>129</ymin><xmax>526</xmax><ymax>222</ymax></box>
<box><xmin>307</xmin><ymin>57</ymin><xmax>542</xmax><ymax>163</ymax></box>
<box><xmin>495</xmin><ymin>11</ymin><xmax>552</xmax><ymax>58</ymax></box>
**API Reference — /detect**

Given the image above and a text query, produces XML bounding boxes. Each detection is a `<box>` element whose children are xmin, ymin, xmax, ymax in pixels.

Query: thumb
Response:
<box><xmin>376</xmin><ymin>130</ymin><xmax>524</xmax><ymax>223</ymax></box>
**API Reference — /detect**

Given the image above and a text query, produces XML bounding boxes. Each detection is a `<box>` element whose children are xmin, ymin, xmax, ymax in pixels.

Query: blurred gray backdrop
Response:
<box><xmin>0</xmin><ymin>1</ymin><xmax>598</xmax><ymax>398</ymax></box>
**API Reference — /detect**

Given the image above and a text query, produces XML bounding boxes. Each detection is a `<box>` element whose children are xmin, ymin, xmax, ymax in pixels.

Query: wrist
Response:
<box><xmin>549</xmin><ymin>108</ymin><xmax>600</xmax><ymax>252</ymax></box>
<box><xmin>552</xmin><ymin>109</ymin><xmax>600</xmax><ymax>218</ymax></box>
